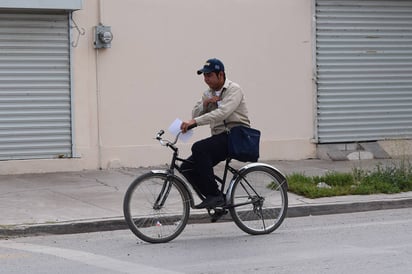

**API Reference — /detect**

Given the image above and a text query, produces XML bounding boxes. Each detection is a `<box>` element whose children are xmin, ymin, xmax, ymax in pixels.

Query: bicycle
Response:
<box><xmin>123</xmin><ymin>128</ymin><xmax>288</xmax><ymax>243</ymax></box>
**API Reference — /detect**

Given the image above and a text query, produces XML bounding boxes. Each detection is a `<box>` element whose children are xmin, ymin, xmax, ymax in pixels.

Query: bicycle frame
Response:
<box><xmin>166</xmin><ymin>140</ymin><xmax>237</xmax><ymax>204</ymax></box>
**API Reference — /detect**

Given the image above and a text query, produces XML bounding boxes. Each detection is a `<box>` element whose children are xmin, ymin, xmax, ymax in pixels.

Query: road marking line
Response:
<box><xmin>0</xmin><ymin>241</ymin><xmax>182</xmax><ymax>274</ymax></box>
<box><xmin>0</xmin><ymin>252</ymin><xmax>31</xmax><ymax>259</ymax></box>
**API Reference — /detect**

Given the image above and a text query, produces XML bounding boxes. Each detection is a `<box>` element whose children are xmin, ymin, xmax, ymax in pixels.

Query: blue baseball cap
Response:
<box><xmin>197</xmin><ymin>58</ymin><xmax>225</xmax><ymax>75</ymax></box>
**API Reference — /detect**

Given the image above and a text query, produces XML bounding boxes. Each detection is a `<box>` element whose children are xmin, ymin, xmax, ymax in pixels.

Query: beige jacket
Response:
<box><xmin>193</xmin><ymin>79</ymin><xmax>250</xmax><ymax>135</ymax></box>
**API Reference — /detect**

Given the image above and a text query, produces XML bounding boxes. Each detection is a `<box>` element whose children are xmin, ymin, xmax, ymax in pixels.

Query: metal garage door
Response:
<box><xmin>315</xmin><ymin>0</ymin><xmax>412</xmax><ymax>143</ymax></box>
<box><xmin>0</xmin><ymin>11</ymin><xmax>72</xmax><ymax>160</ymax></box>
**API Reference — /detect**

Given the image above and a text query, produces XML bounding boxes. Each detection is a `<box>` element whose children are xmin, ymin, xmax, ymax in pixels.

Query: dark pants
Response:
<box><xmin>181</xmin><ymin>132</ymin><xmax>228</xmax><ymax>197</ymax></box>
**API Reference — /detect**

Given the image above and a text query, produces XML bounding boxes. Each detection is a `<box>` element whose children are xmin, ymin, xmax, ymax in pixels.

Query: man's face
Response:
<box><xmin>203</xmin><ymin>71</ymin><xmax>224</xmax><ymax>91</ymax></box>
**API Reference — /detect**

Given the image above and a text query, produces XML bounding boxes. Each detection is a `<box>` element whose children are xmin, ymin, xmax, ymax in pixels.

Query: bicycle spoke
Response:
<box><xmin>123</xmin><ymin>173</ymin><xmax>190</xmax><ymax>243</ymax></box>
<box><xmin>229</xmin><ymin>166</ymin><xmax>288</xmax><ymax>235</ymax></box>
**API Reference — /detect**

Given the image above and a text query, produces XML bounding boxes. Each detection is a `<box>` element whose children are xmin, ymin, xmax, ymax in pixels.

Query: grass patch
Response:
<box><xmin>287</xmin><ymin>160</ymin><xmax>412</xmax><ymax>198</ymax></box>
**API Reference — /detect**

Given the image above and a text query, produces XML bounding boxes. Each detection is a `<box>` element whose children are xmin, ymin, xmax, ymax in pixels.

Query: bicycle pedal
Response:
<box><xmin>208</xmin><ymin>208</ymin><xmax>228</xmax><ymax>223</ymax></box>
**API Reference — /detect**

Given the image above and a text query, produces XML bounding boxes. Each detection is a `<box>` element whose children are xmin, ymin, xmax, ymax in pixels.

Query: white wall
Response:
<box><xmin>0</xmin><ymin>0</ymin><xmax>315</xmax><ymax>174</ymax></box>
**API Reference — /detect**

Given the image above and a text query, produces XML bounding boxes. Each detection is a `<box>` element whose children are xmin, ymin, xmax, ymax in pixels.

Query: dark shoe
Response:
<box><xmin>194</xmin><ymin>193</ymin><xmax>225</xmax><ymax>209</ymax></box>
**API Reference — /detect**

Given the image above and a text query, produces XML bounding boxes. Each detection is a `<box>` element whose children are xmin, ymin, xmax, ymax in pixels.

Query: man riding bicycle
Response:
<box><xmin>180</xmin><ymin>58</ymin><xmax>251</xmax><ymax>209</ymax></box>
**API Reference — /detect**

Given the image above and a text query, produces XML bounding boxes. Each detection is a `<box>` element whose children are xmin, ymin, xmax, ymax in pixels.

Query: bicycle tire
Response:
<box><xmin>123</xmin><ymin>172</ymin><xmax>190</xmax><ymax>243</ymax></box>
<box><xmin>229</xmin><ymin>165</ymin><xmax>288</xmax><ymax>235</ymax></box>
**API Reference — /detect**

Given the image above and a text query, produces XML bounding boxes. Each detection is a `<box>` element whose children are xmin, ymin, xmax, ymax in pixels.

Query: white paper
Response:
<box><xmin>168</xmin><ymin>118</ymin><xmax>193</xmax><ymax>143</ymax></box>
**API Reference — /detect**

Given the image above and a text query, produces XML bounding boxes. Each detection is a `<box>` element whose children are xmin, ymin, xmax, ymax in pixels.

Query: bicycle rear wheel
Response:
<box><xmin>229</xmin><ymin>165</ymin><xmax>288</xmax><ymax>235</ymax></box>
<box><xmin>123</xmin><ymin>172</ymin><xmax>190</xmax><ymax>243</ymax></box>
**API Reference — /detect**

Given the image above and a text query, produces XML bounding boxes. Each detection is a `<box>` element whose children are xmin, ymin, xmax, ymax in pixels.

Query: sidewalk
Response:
<box><xmin>1</xmin><ymin>159</ymin><xmax>412</xmax><ymax>237</ymax></box>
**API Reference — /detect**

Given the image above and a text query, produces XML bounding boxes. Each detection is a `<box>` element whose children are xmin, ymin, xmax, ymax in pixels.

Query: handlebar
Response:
<box><xmin>187</xmin><ymin>123</ymin><xmax>198</xmax><ymax>130</ymax></box>
<box><xmin>155</xmin><ymin>123</ymin><xmax>197</xmax><ymax>148</ymax></box>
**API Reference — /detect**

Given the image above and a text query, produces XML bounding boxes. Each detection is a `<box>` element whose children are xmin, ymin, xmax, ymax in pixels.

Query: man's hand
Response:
<box><xmin>181</xmin><ymin>119</ymin><xmax>197</xmax><ymax>133</ymax></box>
<box><xmin>203</xmin><ymin>96</ymin><xmax>221</xmax><ymax>107</ymax></box>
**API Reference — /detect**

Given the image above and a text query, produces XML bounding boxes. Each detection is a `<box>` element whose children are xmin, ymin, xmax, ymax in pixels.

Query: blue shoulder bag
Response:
<box><xmin>226</xmin><ymin>124</ymin><xmax>260</xmax><ymax>162</ymax></box>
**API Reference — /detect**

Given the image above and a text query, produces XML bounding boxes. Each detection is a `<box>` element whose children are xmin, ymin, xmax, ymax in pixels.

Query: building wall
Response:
<box><xmin>0</xmin><ymin>0</ymin><xmax>315</xmax><ymax>174</ymax></box>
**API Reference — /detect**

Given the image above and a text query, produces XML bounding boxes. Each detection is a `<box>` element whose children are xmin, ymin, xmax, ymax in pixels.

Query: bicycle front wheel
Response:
<box><xmin>123</xmin><ymin>172</ymin><xmax>190</xmax><ymax>243</ymax></box>
<box><xmin>229</xmin><ymin>165</ymin><xmax>288</xmax><ymax>235</ymax></box>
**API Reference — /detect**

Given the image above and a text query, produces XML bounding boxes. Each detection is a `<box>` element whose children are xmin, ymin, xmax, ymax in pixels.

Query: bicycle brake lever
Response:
<box><xmin>156</xmin><ymin>130</ymin><xmax>165</xmax><ymax>140</ymax></box>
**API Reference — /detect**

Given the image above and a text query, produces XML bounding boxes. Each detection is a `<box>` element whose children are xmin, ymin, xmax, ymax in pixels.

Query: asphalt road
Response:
<box><xmin>1</xmin><ymin>208</ymin><xmax>412</xmax><ymax>273</ymax></box>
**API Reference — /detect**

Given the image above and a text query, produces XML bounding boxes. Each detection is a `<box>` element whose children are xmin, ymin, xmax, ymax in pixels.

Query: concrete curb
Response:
<box><xmin>287</xmin><ymin>198</ymin><xmax>412</xmax><ymax>217</ymax></box>
<box><xmin>0</xmin><ymin>218</ymin><xmax>128</xmax><ymax>238</ymax></box>
<box><xmin>2</xmin><ymin>198</ymin><xmax>412</xmax><ymax>238</ymax></box>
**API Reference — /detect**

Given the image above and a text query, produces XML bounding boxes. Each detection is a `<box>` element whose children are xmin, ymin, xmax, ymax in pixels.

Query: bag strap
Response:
<box><xmin>219</xmin><ymin>88</ymin><xmax>231</xmax><ymax>134</ymax></box>
<box><xmin>220</xmin><ymin>88</ymin><xmax>244</xmax><ymax>133</ymax></box>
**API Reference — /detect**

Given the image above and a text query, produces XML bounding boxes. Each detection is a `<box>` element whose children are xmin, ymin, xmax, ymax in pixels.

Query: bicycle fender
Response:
<box><xmin>150</xmin><ymin>170</ymin><xmax>196</xmax><ymax>207</ymax></box>
<box><xmin>226</xmin><ymin>163</ymin><xmax>288</xmax><ymax>201</ymax></box>
<box><xmin>239</xmin><ymin>162</ymin><xmax>287</xmax><ymax>181</ymax></box>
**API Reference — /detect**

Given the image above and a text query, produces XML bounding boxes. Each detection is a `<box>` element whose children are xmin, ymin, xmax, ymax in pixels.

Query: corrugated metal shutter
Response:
<box><xmin>0</xmin><ymin>11</ymin><xmax>72</xmax><ymax>160</ymax></box>
<box><xmin>315</xmin><ymin>0</ymin><xmax>412</xmax><ymax>143</ymax></box>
